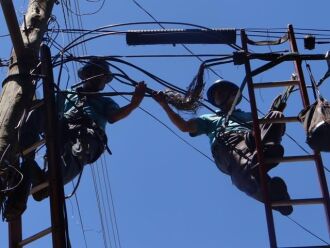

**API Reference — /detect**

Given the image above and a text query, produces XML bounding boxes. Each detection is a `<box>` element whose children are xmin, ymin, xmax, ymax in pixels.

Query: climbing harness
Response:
<box><xmin>66</xmin><ymin>87</ymin><xmax>112</xmax><ymax>157</ymax></box>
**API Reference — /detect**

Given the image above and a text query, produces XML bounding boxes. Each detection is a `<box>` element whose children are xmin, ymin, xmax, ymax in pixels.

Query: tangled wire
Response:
<box><xmin>165</xmin><ymin>64</ymin><xmax>205</xmax><ymax>112</ymax></box>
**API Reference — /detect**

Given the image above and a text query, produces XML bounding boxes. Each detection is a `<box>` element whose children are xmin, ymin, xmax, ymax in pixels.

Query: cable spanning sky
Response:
<box><xmin>0</xmin><ymin>1</ymin><xmax>330</xmax><ymax>247</ymax></box>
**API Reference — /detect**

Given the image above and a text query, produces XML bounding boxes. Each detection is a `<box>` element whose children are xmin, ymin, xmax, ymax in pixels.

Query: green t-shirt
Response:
<box><xmin>190</xmin><ymin>109</ymin><xmax>252</xmax><ymax>146</ymax></box>
<box><xmin>63</xmin><ymin>90</ymin><xmax>120</xmax><ymax>130</ymax></box>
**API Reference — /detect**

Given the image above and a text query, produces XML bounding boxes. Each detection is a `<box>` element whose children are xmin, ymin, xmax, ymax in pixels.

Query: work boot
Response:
<box><xmin>29</xmin><ymin>162</ymin><xmax>49</xmax><ymax>202</ymax></box>
<box><xmin>269</xmin><ymin>176</ymin><xmax>293</xmax><ymax>216</ymax></box>
<box><xmin>32</xmin><ymin>183</ymin><xmax>49</xmax><ymax>201</ymax></box>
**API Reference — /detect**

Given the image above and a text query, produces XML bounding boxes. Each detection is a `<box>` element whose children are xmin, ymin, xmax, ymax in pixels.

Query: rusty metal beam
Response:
<box><xmin>240</xmin><ymin>29</ymin><xmax>278</xmax><ymax>248</ymax></box>
<box><xmin>18</xmin><ymin>227</ymin><xmax>52</xmax><ymax>247</ymax></box>
<box><xmin>41</xmin><ymin>43</ymin><xmax>67</xmax><ymax>248</ymax></box>
<box><xmin>288</xmin><ymin>24</ymin><xmax>330</xmax><ymax>235</ymax></box>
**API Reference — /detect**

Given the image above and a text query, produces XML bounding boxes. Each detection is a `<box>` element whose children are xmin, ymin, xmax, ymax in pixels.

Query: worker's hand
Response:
<box><xmin>131</xmin><ymin>82</ymin><xmax>146</xmax><ymax>107</ymax></box>
<box><xmin>152</xmin><ymin>91</ymin><xmax>168</xmax><ymax>107</ymax></box>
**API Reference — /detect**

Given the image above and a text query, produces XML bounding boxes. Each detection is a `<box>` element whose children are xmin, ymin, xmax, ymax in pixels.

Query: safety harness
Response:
<box><xmin>64</xmin><ymin>87</ymin><xmax>112</xmax><ymax>159</ymax></box>
<box><xmin>213</xmin><ymin>83</ymin><xmax>294</xmax><ymax>175</ymax></box>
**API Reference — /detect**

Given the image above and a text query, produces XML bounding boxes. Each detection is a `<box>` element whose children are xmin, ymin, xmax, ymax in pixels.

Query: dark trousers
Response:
<box><xmin>3</xmin><ymin>104</ymin><xmax>107</xmax><ymax>220</ymax></box>
<box><xmin>211</xmin><ymin>111</ymin><xmax>285</xmax><ymax>201</ymax></box>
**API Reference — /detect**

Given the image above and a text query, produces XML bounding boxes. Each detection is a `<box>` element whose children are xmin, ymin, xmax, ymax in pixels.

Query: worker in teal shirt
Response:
<box><xmin>152</xmin><ymin>80</ymin><xmax>293</xmax><ymax>216</ymax></box>
<box><xmin>3</xmin><ymin>58</ymin><xmax>146</xmax><ymax>221</ymax></box>
<box><xmin>191</xmin><ymin>109</ymin><xmax>253</xmax><ymax>145</ymax></box>
<box><xmin>63</xmin><ymin>89</ymin><xmax>120</xmax><ymax>131</ymax></box>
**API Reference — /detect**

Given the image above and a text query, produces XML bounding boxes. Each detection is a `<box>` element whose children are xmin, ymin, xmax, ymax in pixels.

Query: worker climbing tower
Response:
<box><xmin>240</xmin><ymin>24</ymin><xmax>330</xmax><ymax>248</ymax></box>
<box><xmin>7</xmin><ymin>44</ymin><xmax>70</xmax><ymax>248</ymax></box>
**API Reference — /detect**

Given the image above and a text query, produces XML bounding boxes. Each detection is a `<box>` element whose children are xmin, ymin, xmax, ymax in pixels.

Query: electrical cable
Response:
<box><xmin>57</xmin><ymin>1</ymin><xmax>107</xmax><ymax>247</ymax></box>
<box><xmin>104</xmin><ymin>54</ymin><xmax>231</xmax><ymax>59</ymax></box>
<box><xmin>55</xmin><ymin>21</ymin><xmax>239</xmax><ymax>56</ymax></box>
<box><xmin>65</xmin><ymin>166</ymin><xmax>83</xmax><ymax>199</ymax></box>
<box><xmin>108</xmin><ymin>85</ymin><xmax>214</xmax><ymax>163</ymax></box>
<box><xmin>73</xmin><ymin>192</ymin><xmax>89</xmax><ymax>248</ymax></box>
<box><xmin>62</xmin><ymin>0</ymin><xmax>105</xmax><ymax>16</ymax></box>
<box><xmin>63</xmin><ymin>199</ymin><xmax>73</xmax><ymax>248</ymax></box>
<box><xmin>21</xmin><ymin>17</ymin><xmax>330</xmax><ymax>246</ymax></box>
<box><xmin>0</xmin><ymin>165</ymin><xmax>24</xmax><ymax>193</ymax></box>
<box><xmin>108</xmin><ymin>81</ymin><xmax>330</xmax><ymax>246</ymax></box>
<box><xmin>101</xmin><ymin>155</ymin><xmax>122</xmax><ymax>248</ymax></box>
<box><xmin>90</xmin><ymin>165</ymin><xmax>110</xmax><ymax>248</ymax></box>
<box><xmin>56</xmin><ymin>54</ymin><xmax>310</xmax><ymax>169</ymax></box>
<box><xmin>94</xmin><ymin>160</ymin><xmax>114</xmax><ymax>248</ymax></box>
<box><xmin>101</xmin><ymin>41</ymin><xmax>328</xmax><ymax>246</ymax></box>
<box><xmin>99</xmin><ymin>157</ymin><xmax>120</xmax><ymax>248</ymax></box>
<box><xmin>73</xmin><ymin>0</ymin><xmax>88</xmax><ymax>55</ymax></box>
<box><xmin>286</xmin><ymin>215</ymin><xmax>330</xmax><ymax>245</ymax></box>
<box><xmin>60</xmin><ymin>56</ymin><xmax>187</xmax><ymax>94</ymax></box>
<box><xmin>131</xmin><ymin>0</ymin><xmax>226</xmax><ymax>79</ymax></box>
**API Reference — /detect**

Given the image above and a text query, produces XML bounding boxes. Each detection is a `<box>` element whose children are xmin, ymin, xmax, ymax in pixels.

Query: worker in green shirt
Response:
<box><xmin>152</xmin><ymin>80</ymin><xmax>293</xmax><ymax>216</ymax></box>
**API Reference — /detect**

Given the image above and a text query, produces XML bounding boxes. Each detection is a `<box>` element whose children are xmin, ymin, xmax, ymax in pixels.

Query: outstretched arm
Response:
<box><xmin>108</xmin><ymin>82</ymin><xmax>146</xmax><ymax>123</ymax></box>
<box><xmin>152</xmin><ymin>91</ymin><xmax>197</xmax><ymax>133</ymax></box>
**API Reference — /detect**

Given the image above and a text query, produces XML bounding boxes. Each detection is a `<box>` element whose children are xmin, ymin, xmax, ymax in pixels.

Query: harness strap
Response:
<box><xmin>65</xmin><ymin>88</ymin><xmax>112</xmax><ymax>156</ymax></box>
<box><xmin>215</xmin><ymin>129</ymin><xmax>253</xmax><ymax>165</ymax></box>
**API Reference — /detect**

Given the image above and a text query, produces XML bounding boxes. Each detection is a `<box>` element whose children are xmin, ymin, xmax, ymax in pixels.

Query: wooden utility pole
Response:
<box><xmin>0</xmin><ymin>0</ymin><xmax>56</xmax><ymax>164</ymax></box>
<box><xmin>0</xmin><ymin>1</ymin><xmax>57</xmax><ymax>246</ymax></box>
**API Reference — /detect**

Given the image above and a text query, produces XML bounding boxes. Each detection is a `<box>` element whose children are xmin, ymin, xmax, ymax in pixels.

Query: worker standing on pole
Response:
<box><xmin>3</xmin><ymin>58</ymin><xmax>146</xmax><ymax>221</ymax></box>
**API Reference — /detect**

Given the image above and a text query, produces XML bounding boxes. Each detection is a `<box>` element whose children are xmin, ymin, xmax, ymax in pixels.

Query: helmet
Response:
<box><xmin>206</xmin><ymin>79</ymin><xmax>242</xmax><ymax>108</ymax></box>
<box><xmin>78</xmin><ymin>58</ymin><xmax>113</xmax><ymax>83</ymax></box>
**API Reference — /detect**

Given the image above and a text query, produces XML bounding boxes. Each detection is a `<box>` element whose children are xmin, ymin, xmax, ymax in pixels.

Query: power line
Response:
<box><xmin>100</xmin><ymin>156</ymin><xmax>121</xmax><ymax>248</ymax></box>
<box><xmin>98</xmin><ymin>159</ymin><xmax>119</xmax><ymax>248</ymax></box>
<box><xmin>286</xmin><ymin>216</ymin><xmax>330</xmax><ymax>245</ymax></box>
<box><xmin>108</xmin><ymin>85</ymin><xmax>214</xmax><ymax>163</ymax></box>
<box><xmin>131</xmin><ymin>0</ymin><xmax>225</xmax><ymax>79</ymax></box>
<box><xmin>94</xmin><ymin>161</ymin><xmax>114</xmax><ymax>248</ymax></box>
<box><xmin>91</xmin><ymin>165</ymin><xmax>110</xmax><ymax>248</ymax></box>
<box><xmin>106</xmin><ymin>83</ymin><xmax>330</xmax><ymax>247</ymax></box>
<box><xmin>62</xmin><ymin>0</ymin><xmax>106</xmax><ymax>16</ymax></box>
<box><xmin>72</xmin><ymin>191</ymin><xmax>89</xmax><ymax>248</ymax></box>
<box><xmin>101</xmin><ymin>155</ymin><xmax>122</xmax><ymax>248</ymax></box>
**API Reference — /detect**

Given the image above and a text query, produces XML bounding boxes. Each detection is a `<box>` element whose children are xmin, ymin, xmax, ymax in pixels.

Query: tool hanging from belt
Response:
<box><xmin>64</xmin><ymin>89</ymin><xmax>112</xmax><ymax>156</ymax></box>
<box><xmin>214</xmin><ymin>113</ymin><xmax>253</xmax><ymax>167</ymax></box>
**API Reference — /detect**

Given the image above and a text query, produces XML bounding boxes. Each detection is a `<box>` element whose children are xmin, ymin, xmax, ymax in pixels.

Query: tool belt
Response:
<box><xmin>62</xmin><ymin>116</ymin><xmax>111</xmax><ymax>163</ymax></box>
<box><xmin>299</xmin><ymin>98</ymin><xmax>330</xmax><ymax>152</ymax></box>
<box><xmin>212</xmin><ymin>129</ymin><xmax>253</xmax><ymax>175</ymax></box>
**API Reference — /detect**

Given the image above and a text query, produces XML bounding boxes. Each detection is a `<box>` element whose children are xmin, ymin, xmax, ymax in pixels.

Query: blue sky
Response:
<box><xmin>1</xmin><ymin>1</ymin><xmax>330</xmax><ymax>247</ymax></box>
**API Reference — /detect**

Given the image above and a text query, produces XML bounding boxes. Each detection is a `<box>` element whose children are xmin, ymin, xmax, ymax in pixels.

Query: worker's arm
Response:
<box><xmin>152</xmin><ymin>91</ymin><xmax>198</xmax><ymax>133</ymax></box>
<box><xmin>107</xmin><ymin>82</ymin><xmax>146</xmax><ymax>123</ymax></box>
